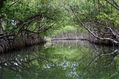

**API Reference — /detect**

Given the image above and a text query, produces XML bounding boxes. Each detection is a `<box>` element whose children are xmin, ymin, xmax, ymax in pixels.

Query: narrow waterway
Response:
<box><xmin>0</xmin><ymin>40</ymin><xmax>119</xmax><ymax>79</ymax></box>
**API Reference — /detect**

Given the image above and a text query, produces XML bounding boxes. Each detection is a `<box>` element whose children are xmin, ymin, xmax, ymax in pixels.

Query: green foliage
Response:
<box><xmin>0</xmin><ymin>0</ymin><xmax>119</xmax><ymax>37</ymax></box>
<box><xmin>73</xmin><ymin>0</ymin><xmax>119</xmax><ymax>28</ymax></box>
<box><xmin>0</xmin><ymin>0</ymin><xmax>67</xmax><ymax>37</ymax></box>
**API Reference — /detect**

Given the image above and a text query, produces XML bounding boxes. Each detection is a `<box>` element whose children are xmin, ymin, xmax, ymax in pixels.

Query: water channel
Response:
<box><xmin>0</xmin><ymin>40</ymin><xmax>119</xmax><ymax>79</ymax></box>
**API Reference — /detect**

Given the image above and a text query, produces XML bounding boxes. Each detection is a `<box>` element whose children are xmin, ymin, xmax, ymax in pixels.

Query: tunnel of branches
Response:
<box><xmin>0</xmin><ymin>0</ymin><xmax>119</xmax><ymax>53</ymax></box>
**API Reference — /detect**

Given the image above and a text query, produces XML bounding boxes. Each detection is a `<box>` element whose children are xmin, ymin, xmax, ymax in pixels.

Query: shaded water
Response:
<box><xmin>0</xmin><ymin>40</ymin><xmax>119</xmax><ymax>79</ymax></box>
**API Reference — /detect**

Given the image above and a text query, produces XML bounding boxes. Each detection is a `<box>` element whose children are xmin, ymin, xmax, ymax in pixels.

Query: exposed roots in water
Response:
<box><xmin>0</xmin><ymin>34</ymin><xmax>46</xmax><ymax>53</ymax></box>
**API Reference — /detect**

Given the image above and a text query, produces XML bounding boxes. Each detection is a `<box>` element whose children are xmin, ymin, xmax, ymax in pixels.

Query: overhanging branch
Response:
<box><xmin>70</xmin><ymin>5</ymin><xmax>119</xmax><ymax>45</ymax></box>
<box><xmin>105</xmin><ymin>0</ymin><xmax>119</xmax><ymax>10</ymax></box>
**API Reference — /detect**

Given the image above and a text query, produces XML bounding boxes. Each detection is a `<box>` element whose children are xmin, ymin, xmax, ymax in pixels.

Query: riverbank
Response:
<box><xmin>52</xmin><ymin>34</ymin><xmax>116</xmax><ymax>46</ymax></box>
<box><xmin>0</xmin><ymin>36</ymin><xmax>46</xmax><ymax>53</ymax></box>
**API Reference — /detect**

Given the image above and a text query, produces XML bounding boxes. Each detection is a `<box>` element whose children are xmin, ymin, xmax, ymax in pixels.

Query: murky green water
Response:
<box><xmin>0</xmin><ymin>40</ymin><xmax>119</xmax><ymax>79</ymax></box>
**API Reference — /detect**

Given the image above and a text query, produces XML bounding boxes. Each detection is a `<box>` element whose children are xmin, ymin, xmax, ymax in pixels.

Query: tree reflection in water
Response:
<box><xmin>0</xmin><ymin>40</ymin><xmax>119</xmax><ymax>79</ymax></box>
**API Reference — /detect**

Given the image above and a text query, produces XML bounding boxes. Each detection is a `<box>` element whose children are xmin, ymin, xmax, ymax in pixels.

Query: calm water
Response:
<box><xmin>0</xmin><ymin>40</ymin><xmax>119</xmax><ymax>79</ymax></box>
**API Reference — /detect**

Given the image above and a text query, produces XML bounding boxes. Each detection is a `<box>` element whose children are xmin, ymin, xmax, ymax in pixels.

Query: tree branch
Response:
<box><xmin>70</xmin><ymin>5</ymin><xmax>119</xmax><ymax>45</ymax></box>
<box><xmin>105</xmin><ymin>0</ymin><xmax>119</xmax><ymax>10</ymax></box>
<box><xmin>8</xmin><ymin>0</ymin><xmax>19</xmax><ymax>8</ymax></box>
<box><xmin>112</xmin><ymin>0</ymin><xmax>119</xmax><ymax>8</ymax></box>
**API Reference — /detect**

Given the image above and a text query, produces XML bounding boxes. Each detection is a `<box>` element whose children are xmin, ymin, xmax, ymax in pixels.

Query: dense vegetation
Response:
<box><xmin>0</xmin><ymin>0</ymin><xmax>119</xmax><ymax>79</ymax></box>
<box><xmin>0</xmin><ymin>0</ymin><xmax>65</xmax><ymax>36</ymax></box>
<box><xmin>71</xmin><ymin>0</ymin><xmax>119</xmax><ymax>45</ymax></box>
<box><xmin>0</xmin><ymin>0</ymin><xmax>119</xmax><ymax>52</ymax></box>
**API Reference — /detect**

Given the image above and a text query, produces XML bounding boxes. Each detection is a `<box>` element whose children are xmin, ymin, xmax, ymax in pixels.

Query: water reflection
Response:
<box><xmin>0</xmin><ymin>40</ymin><xmax>119</xmax><ymax>79</ymax></box>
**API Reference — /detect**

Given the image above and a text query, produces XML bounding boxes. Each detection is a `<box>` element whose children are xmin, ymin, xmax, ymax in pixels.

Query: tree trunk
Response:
<box><xmin>0</xmin><ymin>19</ymin><xmax>3</xmax><ymax>34</ymax></box>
